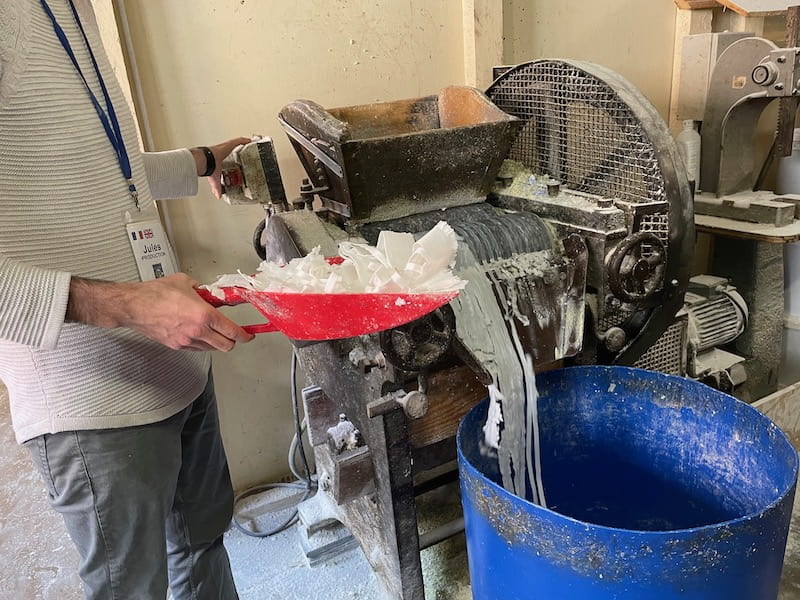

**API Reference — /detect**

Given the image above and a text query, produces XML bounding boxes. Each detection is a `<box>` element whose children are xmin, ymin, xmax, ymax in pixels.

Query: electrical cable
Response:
<box><xmin>231</xmin><ymin>350</ymin><xmax>317</xmax><ymax>537</ymax></box>
<box><xmin>290</xmin><ymin>350</ymin><xmax>313</xmax><ymax>485</ymax></box>
<box><xmin>288</xmin><ymin>419</ymin><xmax>311</xmax><ymax>483</ymax></box>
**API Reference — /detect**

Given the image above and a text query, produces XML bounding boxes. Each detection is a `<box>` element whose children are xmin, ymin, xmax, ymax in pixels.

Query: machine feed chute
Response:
<box><xmin>278</xmin><ymin>86</ymin><xmax>522</xmax><ymax>222</ymax></box>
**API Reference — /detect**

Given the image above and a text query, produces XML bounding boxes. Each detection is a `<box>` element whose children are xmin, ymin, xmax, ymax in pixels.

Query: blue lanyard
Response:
<box><xmin>40</xmin><ymin>0</ymin><xmax>139</xmax><ymax>209</ymax></box>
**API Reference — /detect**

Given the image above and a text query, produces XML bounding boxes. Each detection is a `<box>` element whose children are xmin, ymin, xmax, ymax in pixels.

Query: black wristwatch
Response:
<box><xmin>199</xmin><ymin>146</ymin><xmax>216</xmax><ymax>177</ymax></box>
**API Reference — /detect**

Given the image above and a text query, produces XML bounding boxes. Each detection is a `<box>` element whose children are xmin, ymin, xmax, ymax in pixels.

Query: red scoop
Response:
<box><xmin>195</xmin><ymin>286</ymin><xmax>458</xmax><ymax>340</ymax></box>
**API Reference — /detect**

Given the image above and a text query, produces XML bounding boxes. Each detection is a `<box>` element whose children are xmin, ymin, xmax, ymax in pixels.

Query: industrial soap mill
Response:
<box><xmin>218</xmin><ymin>60</ymin><xmax>755</xmax><ymax>599</ymax></box>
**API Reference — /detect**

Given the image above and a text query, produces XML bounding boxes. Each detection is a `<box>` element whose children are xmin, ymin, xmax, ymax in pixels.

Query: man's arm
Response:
<box><xmin>0</xmin><ymin>255</ymin><xmax>253</xmax><ymax>352</ymax></box>
<box><xmin>144</xmin><ymin>137</ymin><xmax>251</xmax><ymax>201</ymax></box>
<box><xmin>66</xmin><ymin>274</ymin><xmax>253</xmax><ymax>352</ymax></box>
<box><xmin>190</xmin><ymin>137</ymin><xmax>251</xmax><ymax>199</ymax></box>
<box><xmin>0</xmin><ymin>255</ymin><xmax>71</xmax><ymax>350</ymax></box>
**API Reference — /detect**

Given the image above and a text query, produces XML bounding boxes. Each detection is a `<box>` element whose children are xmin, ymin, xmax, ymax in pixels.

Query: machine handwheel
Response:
<box><xmin>379</xmin><ymin>305</ymin><xmax>455</xmax><ymax>372</ymax></box>
<box><xmin>607</xmin><ymin>232</ymin><xmax>666</xmax><ymax>304</ymax></box>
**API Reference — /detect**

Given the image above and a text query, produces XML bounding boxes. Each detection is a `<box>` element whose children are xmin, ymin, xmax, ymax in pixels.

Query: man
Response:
<box><xmin>0</xmin><ymin>0</ymin><xmax>252</xmax><ymax>597</ymax></box>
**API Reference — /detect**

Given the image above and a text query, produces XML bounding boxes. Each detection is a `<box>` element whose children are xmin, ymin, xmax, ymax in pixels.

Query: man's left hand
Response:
<box><xmin>191</xmin><ymin>137</ymin><xmax>252</xmax><ymax>199</ymax></box>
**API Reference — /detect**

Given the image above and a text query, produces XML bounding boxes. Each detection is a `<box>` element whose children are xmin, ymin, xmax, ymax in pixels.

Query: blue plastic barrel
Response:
<box><xmin>458</xmin><ymin>366</ymin><xmax>798</xmax><ymax>600</ymax></box>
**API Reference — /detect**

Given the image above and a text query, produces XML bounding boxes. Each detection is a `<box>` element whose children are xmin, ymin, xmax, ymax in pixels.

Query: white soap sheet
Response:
<box><xmin>203</xmin><ymin>221</ymin><xmax>466</xmax><ymax>298</ymax></box>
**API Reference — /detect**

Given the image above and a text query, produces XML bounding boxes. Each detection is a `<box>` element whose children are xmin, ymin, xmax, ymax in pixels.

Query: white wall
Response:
<box><xmin>503</xmin><ymin>0</ymin><xmax>677</xmax><ymax>119</ymax></box>
<box><xmin>91</xmin><ymin>0</ymin><xmax>137</xmax><ymax>131</ymax></box>
<box><xmin>101</xmin><ymin>0</ymin><xmax>684</xmax><ymax>490</ymax></box>
<box><xmin>120</xmin><ymin>0</ymin><xmax>466</xmax><ymax>489</ymax></box>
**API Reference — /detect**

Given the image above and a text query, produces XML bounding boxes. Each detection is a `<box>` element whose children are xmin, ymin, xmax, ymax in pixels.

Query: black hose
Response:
<box><xmin>291</xmin><ymin>351</ymin><xmax>313</xmax><ymax>486</ymax></box>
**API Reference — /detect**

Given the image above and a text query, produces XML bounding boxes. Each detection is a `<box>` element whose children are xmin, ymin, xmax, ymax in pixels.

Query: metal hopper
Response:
<box><xmin>278</xmin><ymin>86</ymin><xmax>522</xmax><ymax>223</ymax></box>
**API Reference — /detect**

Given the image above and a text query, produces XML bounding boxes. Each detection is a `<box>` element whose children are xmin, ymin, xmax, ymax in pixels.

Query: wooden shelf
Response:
<box><xmin>675</xmin><ymin>0</ymin><xmax>720</xmax><ymax>9</ymax></box>
<box><xmin>717</xmin><ymin>0</ymin><xmax>796</xmax><ymax>16</ymax></box>
<box><xmin>695</xmin><ymin>214</ymin><xmax>800</xmax><ymax>242</ymax></box>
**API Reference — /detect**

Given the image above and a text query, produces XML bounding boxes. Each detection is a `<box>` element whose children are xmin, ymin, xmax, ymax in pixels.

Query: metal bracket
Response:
<box><xmin>753</xmin><ymin>48</ymin><xmax>800</xmax><ymax>97</ymax></box>
<box><xmin>278</xmin><ymin>117</ymin><xmax>345</xmax><ymax>178</ymax></box>
<box><xmin>366</xmin><ymin>389</ymin><xmax>429</xmax><ymax>420</ymax></box>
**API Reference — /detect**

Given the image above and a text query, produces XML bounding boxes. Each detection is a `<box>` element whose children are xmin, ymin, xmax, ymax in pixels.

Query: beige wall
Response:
<box><xmin>104</xmin><ymin>0</ymin><xmax>682</xmax><ymax>491</ymax></box>
<box><xmin>91</xmin><ymin>0</ymin><xmax>137</xmax><ymax>127</ymax></box>
<box><xmin>503</xmin><ymin>0</ymin><xmax>677</xmax><ymax>119</ymax></box>
<box><xmin>120</xmin><ymin>0</ymin><xmax>465</xmax><ymax>489</ymax></box>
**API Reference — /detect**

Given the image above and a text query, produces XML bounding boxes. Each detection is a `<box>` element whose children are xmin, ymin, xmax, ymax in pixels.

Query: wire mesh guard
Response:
<box><xmin>487</xmin><ymin>61</ymin><xmax>667</xmax><ymax>207</ymax></box>
<box><xmin>633</xmin><ymin>318</ymin><xmax>688</xmax><ymax>375</ymax></box>
<box><xmin>638</xmin><ymin>213</ymin><xmax>670</xmax><ymax>260</ymax></box>
<box><xmin>487</xmin><ymin>60</ymin><xmax>693</xmax><ymax>369</ymax></box>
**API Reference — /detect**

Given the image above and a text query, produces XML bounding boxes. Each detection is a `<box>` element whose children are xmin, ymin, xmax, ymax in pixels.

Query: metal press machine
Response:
<box><xmin>222</xmin><ymin>60</ymin><xmax>752</xmax><ymax>599</ymax></box>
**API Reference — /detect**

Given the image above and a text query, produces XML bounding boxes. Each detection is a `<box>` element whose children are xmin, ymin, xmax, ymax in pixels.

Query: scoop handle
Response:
<box><xmin>195</xmin><ymin>288</ymin><xmax>278</xmax><ymax>335</ymax></box>
<box><xmin>242</xmin><ymin>323</ymin><xmax>278</xmax><ymax>334</ymax></box>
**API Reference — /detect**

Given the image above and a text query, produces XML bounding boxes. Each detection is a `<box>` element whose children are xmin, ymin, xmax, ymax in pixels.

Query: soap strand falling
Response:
<box><xmin>452</xmin><ymin>243</ymin><xmax>546</xmax><ymax>506</ymax></box>
<box><xmin>526</xmin><ymin>364</ymin><xmax>547</xmax><ymax>507</ymax></box>
<box><xmin>488</xmin><ymin>268</ymin><xmax>546</xmax><ymax>508</ymax></box>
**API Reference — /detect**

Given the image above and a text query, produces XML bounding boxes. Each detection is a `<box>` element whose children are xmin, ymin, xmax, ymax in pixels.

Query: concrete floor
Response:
<box><xmin>0</xmin><ymin>386</ymin><xmax>82</xmax><ymax>599</ymax></box>
<box><xmin>1</xmin><ymin>382</ymin><xmax>799</xmax><ymax>600</ymax></box>
<box><xmin>0</xmin><ymin>385</ymin><xmax>469</xmax><ymax>600</ymax></box>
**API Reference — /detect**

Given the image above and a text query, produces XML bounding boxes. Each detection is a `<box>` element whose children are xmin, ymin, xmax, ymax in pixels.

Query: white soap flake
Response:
<box><xmin>203</xmin><ymin>221</ymin><xmax>466</xmax><ymax>296</ymax></box>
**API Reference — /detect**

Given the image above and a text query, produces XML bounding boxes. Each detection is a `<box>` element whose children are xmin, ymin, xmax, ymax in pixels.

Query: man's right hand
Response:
<box><xmin>66</xmin><ymin>274</ymin><xmax>255</xmax><ymax>352</ymax></box>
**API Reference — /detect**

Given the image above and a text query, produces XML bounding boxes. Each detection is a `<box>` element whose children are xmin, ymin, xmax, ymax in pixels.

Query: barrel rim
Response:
<box><xmin>457</xmin><ymin>365</ymin><xmax>800</xmax><ymax>536</ymax></box>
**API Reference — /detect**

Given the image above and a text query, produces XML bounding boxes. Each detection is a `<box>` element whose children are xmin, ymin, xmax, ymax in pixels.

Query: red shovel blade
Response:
<box><xmin>196</xmin><ymin>286</ymin><xmax>457</xmax><ymax>340</ymax></box>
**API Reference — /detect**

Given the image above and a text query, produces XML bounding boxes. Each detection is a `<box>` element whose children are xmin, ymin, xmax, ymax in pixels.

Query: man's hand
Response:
<box><xmin>191</xmin><ymin>137</ymin><xmax>252</xmax><ymax>199</ymax></box>
<box><xmin>66</xmin><ymin>274</ymin><xmax>255</xmax><ymax>352</ymax></box>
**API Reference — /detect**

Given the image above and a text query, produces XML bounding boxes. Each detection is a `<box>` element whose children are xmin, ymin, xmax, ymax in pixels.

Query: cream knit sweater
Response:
<box><xmin>0</xmin><ymin>0</ymin><xmax>210</xmax><ymax>443</ymax></box>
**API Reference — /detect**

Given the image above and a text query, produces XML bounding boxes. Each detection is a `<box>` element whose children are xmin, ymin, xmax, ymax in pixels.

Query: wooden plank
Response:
<box><xmin>675</xmin><ymin>0</ymin><xmax>720</xmax><ymax>8</ymax></box>
<box><xmin>694</xmin><ymin>196</ymin><xmax>796</xmax><ymax>225</ymax></box>
<box><xmin>462</xmin><ymin>0</ymin><xmax>503</xmax><ymax>89</ymax></box>
<box><xmin>378</xmin><ymin>409</ymin><xmax>425</xmax><ymax>600</ymax></box>
<box><xmin>752</xmin><ymin>384</ymin><xmax>800</xmax><ymax>600</ymax></box>
<box><xmin>669</xmin><ymin>8</ymin><xmax>714</xmax><ymax>133</ymax></box>
<box><xmin>695</xmin><ymin>213</ymin><xmax>800</xmax><ymax>242</ymax></box>
<box><xmin>717</xmin><ymin>0</ymin><xmax>796</xmax><ymax>16</ymax></box>
<box><xmin>776</xmin><ymin>6</ymin><xmax>800</xmax><ymax>156</ymax></box>
<box><xmin>407</xmin><ymin>366</ymin><xmax>485</xmax><ymax>448</ymax></box>
<box><xmin>753</xmin><ymin>381</ymin><xmax>800</xmax><ymax>448</ymax></box>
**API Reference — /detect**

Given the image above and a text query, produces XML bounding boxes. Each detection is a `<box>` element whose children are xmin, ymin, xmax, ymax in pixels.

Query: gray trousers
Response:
<box><xmin>25</xmin><ymin>371</ymin><xmax>239</xmax><ymax>600</ymax></box>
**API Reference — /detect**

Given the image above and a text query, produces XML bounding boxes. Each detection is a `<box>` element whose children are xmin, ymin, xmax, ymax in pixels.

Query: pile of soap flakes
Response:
<box><xmin>204</xmin><ymin>221</ymin><xmax>466</xmax><ymax>298</ymax></box>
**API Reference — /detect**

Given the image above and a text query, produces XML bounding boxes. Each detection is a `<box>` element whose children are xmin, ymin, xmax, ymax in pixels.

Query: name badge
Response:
<box><xmin>125</xmin><ymin>219</ymin><xmax>177</xmax><ymax>281</ymax></box>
